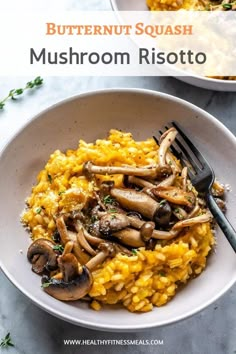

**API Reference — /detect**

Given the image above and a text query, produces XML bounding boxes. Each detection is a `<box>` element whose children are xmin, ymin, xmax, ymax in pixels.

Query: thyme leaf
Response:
<box><xmin>0</xmin><ymin>333</ymin><xmax>14</xmax><ymax>348</ymax></box>
<box><xmin>53</xmin><ymin>244</ymin><xmax>64</xmax><ymax>253</ymax></box>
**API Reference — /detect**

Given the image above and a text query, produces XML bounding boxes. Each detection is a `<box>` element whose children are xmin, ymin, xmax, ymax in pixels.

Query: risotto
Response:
<box><xmin>22</xmin><ymin>128</ymin><xmax>223</xmax><ymax>312</ymax></box>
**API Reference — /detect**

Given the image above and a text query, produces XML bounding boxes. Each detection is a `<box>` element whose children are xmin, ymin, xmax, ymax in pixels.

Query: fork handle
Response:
<box><xmin>207</xmin><ymin>193</ymin><xmax>236</xmax><ymax>252</ymax></box>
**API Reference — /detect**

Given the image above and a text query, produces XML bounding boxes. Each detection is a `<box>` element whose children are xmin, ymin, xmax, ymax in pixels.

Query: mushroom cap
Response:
<box><xmin>140</xmin><ymin>222</ymin><xmax>155</xmax><ymax>242</ymax></box>
<box><xmin>27</xmin><ymin>238</ymin><xmax>58</xmax><ymax>274</ymax></box>
<box><xmin>99</xmin><ymin>213</ymin><xmax>130</xmax><ymax>235</ymax></box>
<box><xmin>98</xmin><ymin>242</ymin><xmax>116</xmax><ymax>257</ymax></box>
<box><xmin>153</xmin><ymin>201</ymin><xmax>172</xmax><ymax>227</ymax></box>
<box><xmin>82</xmin><ymin>161</ymin><xmax>94</xmax><ymax>180</ymax></box>
<box><xmin>41</xmin><ymin>266</ymin><xmax>93</xmax><ymax>301</ymax></box>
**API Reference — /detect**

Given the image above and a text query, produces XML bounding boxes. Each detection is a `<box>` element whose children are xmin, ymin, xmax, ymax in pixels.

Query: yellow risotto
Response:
<box><xmin>23</xmin><ymin>129</ymin><xmax>216</xmax><ymax>312</ymax></box>
<box><xmin>89</xmin><ymin>223</ymin><xmax>213</xmax><ymax>312</ymax></box>
<box><xmin>146</xmin><ymin>0</ymin><xmax>203</xmax><ymax>11</ymax></box>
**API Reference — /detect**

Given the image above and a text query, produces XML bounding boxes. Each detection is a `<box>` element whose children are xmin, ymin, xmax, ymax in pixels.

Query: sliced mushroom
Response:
<box><xmin>42</xmin><ymin>253</ymin><xmax>93</xmax><ymax>301</ymax></box>
<box><xmin>152</xmin><ymin>186</ymin><xmax>195</xmax><ymax>208</ymax></box>
<box><xmin>99</xmin><ymin>213</ymin><xmax>130</xmax><ymax>235</ymax></box>
<box><xmin>172</xmin><ymin>212</ymin><xmax>212</xmax><ymax>230</ymax></box>
<box><xmin>83</xmin><ymin>161</ymin><xmax>160</xmax><ymax>179</ymax></box>
<box><xmin>86</xmin><ymin>242</ymin><xmax>116</xmax><ymax>271</ymax></box>
<box><xmin>27</xmin><ymin>239</ymin><xmax>58</xmax><ymax>274</ymax></box>
<box><xmin>58</xmin><ymin>253</ymin><xmax>79</xmax><ymax>282</ymax></box>
<box><xmin>113</xmin><ymin>228</ymin><xmax>145</xmax><ymax>247</ymax></box>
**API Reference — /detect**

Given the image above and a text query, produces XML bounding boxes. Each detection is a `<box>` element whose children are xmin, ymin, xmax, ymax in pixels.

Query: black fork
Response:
<box><xmin>155</xmin><ymin>121</ymin><xmax>236</xmax><ymax>253</ymax></box>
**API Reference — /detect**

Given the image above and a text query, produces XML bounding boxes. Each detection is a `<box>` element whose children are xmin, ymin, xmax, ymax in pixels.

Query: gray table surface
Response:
<box><xmin>1</xmin><ymin>1</ymin><xmax>236</xmax><ymax>354</ymax></box>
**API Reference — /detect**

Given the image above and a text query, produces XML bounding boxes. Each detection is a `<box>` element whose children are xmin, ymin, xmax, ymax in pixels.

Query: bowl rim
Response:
<box><xmin>0</xmin><ymin>88</ymin><xmax>236</xmax><ymax>331</ymax></box>
<box><xmin>109</xmin><ymin>0</ymin><xmax>236</xmax><ymax>88</ymax></box>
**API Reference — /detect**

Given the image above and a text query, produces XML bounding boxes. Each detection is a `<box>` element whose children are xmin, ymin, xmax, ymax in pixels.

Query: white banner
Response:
<box><xmin>0</xmin><ymin>11</ymin><xmax>235</xmax><ymax>77</ymax></box>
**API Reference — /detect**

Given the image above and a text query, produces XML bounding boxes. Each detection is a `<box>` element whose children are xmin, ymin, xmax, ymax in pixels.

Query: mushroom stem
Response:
<box><xmin>76</xmin><ymin>226</ymin><xmax>97</xmax><ymax>256</ymax></box>
<box><xmin>166</xmin><ymin>153</ymin><xmax>181</xmax><ymax>173</ymax></box>
<box><xmin>85</xmin><ymin>242</ymin><xmax>116</xmax><ymax>271</ymax></box>
<box><xmin>173</xmin><ymin>207</ymin><xmax>188</xmax><ymax>220</ymax></box>
<box><xmin>83</xmin><ymin>161</ymin><xmax>159</xmax><ymax>179</ymax></box>
<box><xmin>73</xmin><ymin>241</ymin><xmax>91</xmax><ymax>265</ymax></box>
<box><xmin>128</xmin><ymin>216</ymin><xmax>179</xmax><ymax>240</ymax></box>
<box><xmin>157</xmin><ymin>174</ymin><xmax>176</xmax><ymax>187</ymax></box>
<box><xmin>127</xmin><ymin>175</ymin><xmax>155</xmax><ymax>189</ymax></box>
<box><xmin>158</xmin><ymin>128</ymin><xmax>178</xmax><ymax>168</ymax></box>
<box><xmin>113</xmin><ymin>228</ymin><xmax>145</xmax><ymax>247</ymax></box>
<box><xmin>62</xmin><ymin>241</ymin><xmax>74</xmax><ymax>256</ymax></box>
<box><xmin>172</xmin><ymin>212</ymin><xmax>212</xmax><ymax>230</ymax></box>
<box><xmin>56</xmin><ymin>216</ymin><xmax>70</xmax><ymax>245</ymax></box>
<box><xmin>110</xmin><ymin>188</ymin><xmax>159</xmax><ymax>220</ymax></box>
<box><xmin>188</xmin><ymin>202</ymin><xmax>200</xmax><ymax>218</ymax></box>
<box><xmin>83</xmin><ymin>231</ymin><xmax>104</xmax><ymax>246</ymax></box>
<box><xmin>181</xmin><ymin>167</ymin><xmax>188</xmax><ymax>192</ymax></box>
<box><xmin>86</xmin><ymin>252</ymin><xmax>108</xmax><ymax>271</ymax></box>
<box><xmin>151</xmin><ymin>229</ymin><xmax>180</xmax><ymax>240</ymax></box>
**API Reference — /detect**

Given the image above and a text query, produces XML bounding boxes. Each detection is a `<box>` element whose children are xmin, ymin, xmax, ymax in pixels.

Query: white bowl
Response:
<box><xmin>110</xmin><ymin>0</ymin><xmax>236</xmax><ymax>92</ymax></box>
<box><xmin>0</xmin><ymin>89</ymin><xmax>236</xmax><ymax>331</ymax></box>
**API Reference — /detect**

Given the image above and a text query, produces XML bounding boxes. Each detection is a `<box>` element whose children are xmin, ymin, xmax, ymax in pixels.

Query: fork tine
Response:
<box><xmin>170</xmin><ymin>144</ymin><xmax>197</xmax><ymax>179</ymax></box>
<box><xmin>152</xmin><ymin>135</ymin><xmax>159</xmax><ymax>145</ymax></box>
<box><xmin>171</xmin><ymin>121</ymin><xmax>208</xmax><ymax>167</ymax></box>
<box><xmin>174</xmin><ymin>137</ymin><xmax>202</xmax><ymax>171</ymax></box>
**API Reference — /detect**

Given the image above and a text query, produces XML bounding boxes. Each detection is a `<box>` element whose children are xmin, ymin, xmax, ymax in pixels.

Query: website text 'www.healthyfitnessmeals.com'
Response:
<box><xmin>63</xmin><ymin>339</ymin><xmax>164</xmax><ymax>346</ymax></box>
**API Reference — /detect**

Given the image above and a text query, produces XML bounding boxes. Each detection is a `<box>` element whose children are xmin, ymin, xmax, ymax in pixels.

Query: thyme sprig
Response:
<box><xmin>0</xmin><ymin>76</ymin><xmax>43</xmax><ymax>110</ymax></box>
<box><xmin>0</xmin><ymin>333</ymin><xmax>14</xmax><ymax>348</ymax></box>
